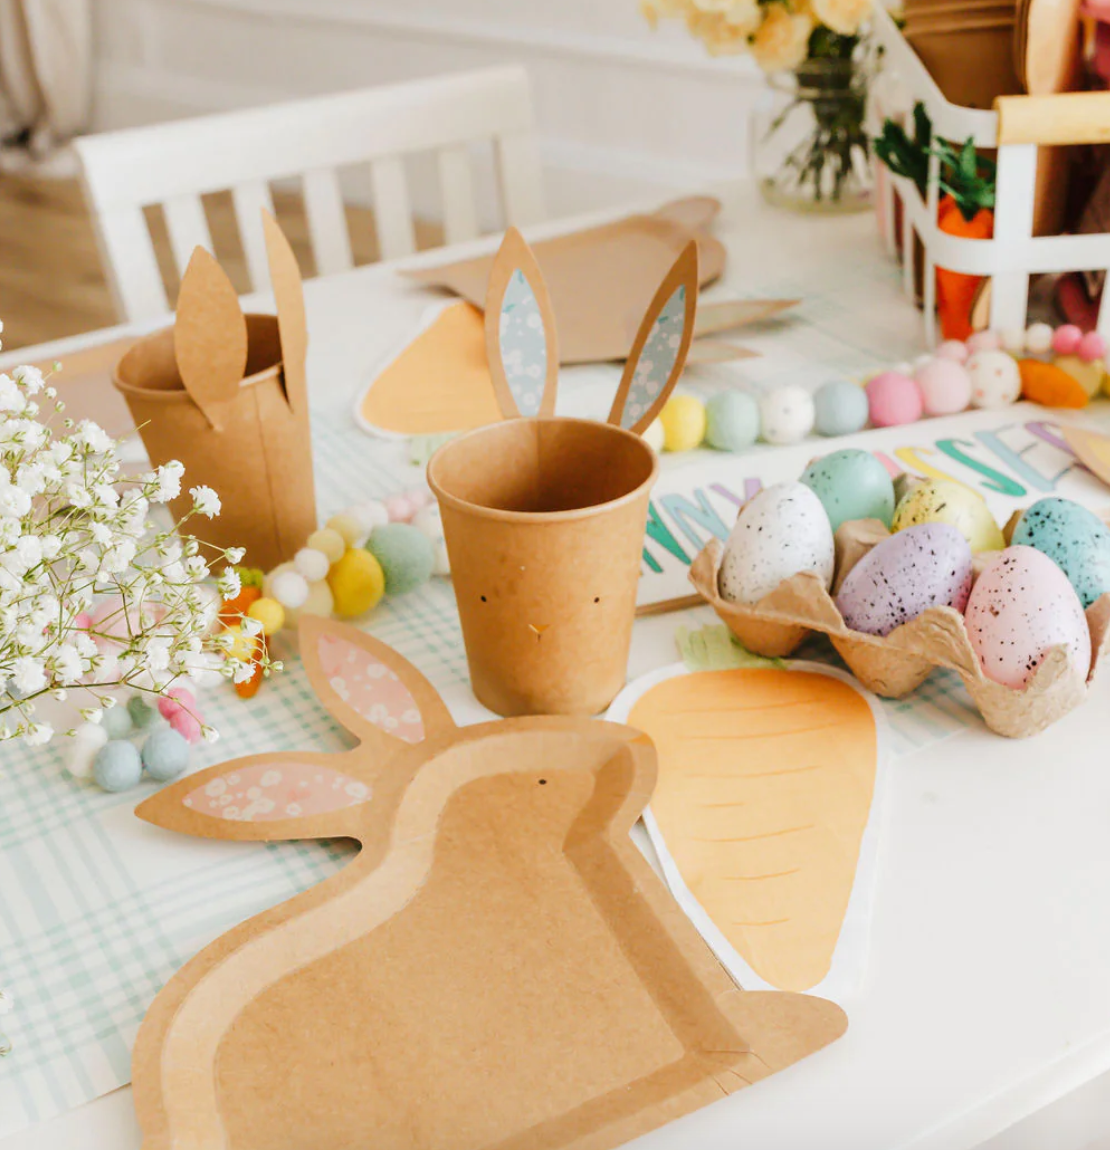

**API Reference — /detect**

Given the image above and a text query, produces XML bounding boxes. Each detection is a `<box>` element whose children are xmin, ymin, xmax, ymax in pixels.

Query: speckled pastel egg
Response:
<box><xmin>865</xmin><ymin>371</ymin><xmax>923</xmax><ymax>427</ymax></box>
<box><xmin>718</xmin><ymin>482</ymin><xmax>835</xmax><ymax>605</ymax></box>
<box><xmin>1011</xmin><ymin>497</ymin><xmax>1110</xmax><ymax>608</ymax></box>
<box><xmin>892</xmin><ymin>478</ymin><xmax>1005</xmax><ymax>552</ymax></box>
<box><xmin>813</xmin><ymin>380</ymin><xmax>869</xmax><ymax>436</ymax></box>
<box><xmin>965</xmin><ymin>545</ymin><xmax>1091</xmax><ymax>688</ymax></box>
<box><xmin>759</xmin><ymin>386</ymin><xmax>815</xmax><ymax>445</ymax></box>
<box><xmin>914</xmin><ymin>357</ymin><xmax>972</xmax><ymax>416</ymax></box>
<box><xmin>1055</xmin><ymin>355</ymin><xmax>1104</xmax><ymax>398</ymax></box>
<box><xmin>705</xmin><ymin>391</ymin><xmax>760</xmax><ymax>452</ymax></box>
<box><xmin>836</xmin><ymin>523</ymin><xmax>973</xmax><ymax>636</ymax></box>
<box><xmin>800</xmin><ymin>448</ymin><xmax>895</xmax><ymax>533</ymax></box>
<box><xmin>936</xmin><ymin>340</ymin><xmax>970</xmax><ymax>363</ymax></box>
<box><xmin>967</xmin><ymin>350</ymin><xmax>1021</xmax><ymax>408</ymax></box>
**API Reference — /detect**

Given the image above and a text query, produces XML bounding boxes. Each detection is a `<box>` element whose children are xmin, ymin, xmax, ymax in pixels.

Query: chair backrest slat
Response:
<box><xmin>231</xmin><ymin>180</ymin><xmax>277</xmax><ymax>289</ymax></box>
<box><xmin>88</xmin><ymin>202</ymin><xmax>170</xmax><ymax>322</ymax></box>
<box><xmin>74</xmin><ymin>66</ymin><xmax>545</xmax><ymax>321</ymax></box>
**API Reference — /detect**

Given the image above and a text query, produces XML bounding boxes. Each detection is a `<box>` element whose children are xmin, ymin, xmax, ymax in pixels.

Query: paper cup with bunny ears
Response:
<box><xmin>428</xmin><ymin>228</ymin><xmax>698</xmax><ymax>717</ymax></box>
<box><xmin>112</xmin><ymin>211</ymin><xmax>315</xmax><ymax>571</ymax></box>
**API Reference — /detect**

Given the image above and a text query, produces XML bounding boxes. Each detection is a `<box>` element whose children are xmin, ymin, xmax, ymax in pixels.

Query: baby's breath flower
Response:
<box><xmin>189</xmin><ymin>485</ymin><xmax>221</xmax><ymax>519</ymax></box>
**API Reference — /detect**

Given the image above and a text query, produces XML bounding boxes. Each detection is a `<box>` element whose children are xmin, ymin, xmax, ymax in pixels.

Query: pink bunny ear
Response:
<box><xmin>136</xmin><ymin>751</ymin><xmax>373</xmax><ymax>843</ymax></box>
<box><xmin>299</xmin><ymin>617</ymin><xmax>456</xmax><ymax>753</ymax></box>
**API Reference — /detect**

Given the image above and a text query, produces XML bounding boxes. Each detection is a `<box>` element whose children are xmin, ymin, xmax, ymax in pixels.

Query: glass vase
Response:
<box><xmin>753</xmin><ymin>56</ymin><xmax>872</xmax><ymax>214</ymax></box>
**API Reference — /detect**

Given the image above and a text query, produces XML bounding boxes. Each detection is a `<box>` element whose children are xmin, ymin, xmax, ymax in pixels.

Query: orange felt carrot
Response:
<box><xmin>936</xmin><ymin>194</ymin><xmax>994</xmax><ymax>341</ymax></box>
<box><xmin>1018</xmin><ymin>358</ymin><xmax>1089</xmax><ymax>408</ymax></box>
<box><xmin>234</xmin><ymin>634</ymin><xmax>265</xmax><ymax>699</ymax></box>
<box><xmin>219</xmin><ymin>584</ymin><xmax>261</xmax><ymax>625</ymax></box>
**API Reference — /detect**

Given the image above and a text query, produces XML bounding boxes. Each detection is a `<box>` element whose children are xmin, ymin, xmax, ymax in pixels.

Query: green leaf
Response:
<box><xmin>676</xmin><ymin>625</ymin><xmax>785</xmax><ymax>672</ymax></box>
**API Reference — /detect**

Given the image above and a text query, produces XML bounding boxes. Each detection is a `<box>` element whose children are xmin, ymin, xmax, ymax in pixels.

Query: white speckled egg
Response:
<box><xmin>967</xmin><ymin>350</ymin><xmax>1021</xmax><ymax>408</ymax></box>
<box><xmin>965</xmin><ymin>545</ymin><xmax>1091</xmax><ymax>689</ymax></box>
<box><xmin>759</xmin><ymin>386</ymin><xmax>815</xmax><ymax>446</ymax></box>
<box><xmin>718</xmin><ymin>482</ymin><xmax>835</xmax><ymax>605</ymax></box>
<box><xmin>836</xmin><ymin>523</ymin><xmax>973</xmax><ymax>636</ymax></box>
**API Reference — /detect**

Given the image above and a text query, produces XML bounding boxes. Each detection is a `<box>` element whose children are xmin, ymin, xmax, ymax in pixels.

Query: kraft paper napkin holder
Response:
<box><xmin>427</xmin><ymin>227</ymin><xmax>698</xmax><ymax>717</ymax></box>
<box><xmin>112</xmin><ymin>211</ymin><xmax>315</xmax><ymax>571</ymax></box>
<box><xmin>130</xmin><ymin>617</ymin><xmax>847</xmax><ymax>1150</ymax></box>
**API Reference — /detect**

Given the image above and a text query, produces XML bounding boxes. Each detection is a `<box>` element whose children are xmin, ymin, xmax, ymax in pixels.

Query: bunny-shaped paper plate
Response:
<box><xmin>131</xmin><ymin>617</ymin><xmax>846</xmax><ymax>1150</ymax></box>
<box><xmin>112</xmin><ymin>211</ymin><xmax>314</xmax><ymax>571</ymax></box>
<box><xmin>427</xmin><ymin>227</ymin><xmax>699</xmax><ymax>717</ymax></box>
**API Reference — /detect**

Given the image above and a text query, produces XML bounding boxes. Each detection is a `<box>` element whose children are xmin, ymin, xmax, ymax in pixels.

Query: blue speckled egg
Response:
<box><xmin>836</xmin><ymin>523</ymin><xmax>973</xmax><ymax>636</ymax></box>
<box><xmin>814</xmin><ymin>380</ymin><xmax>870</xmax><ymax>437</ymax></box>
<box><xmin>800</xmin><ymin>448</ymin><xmax>896</xmax><ymax>534</ymax></box>
<box><xmin>718</xmin><ymin>482</ymin><xmax>835</xmax><ymax>605</ymax></box>
<box><xmin>1011</xmin><ymin>497</ymin><xmax>1110</xmax><ymax>608</ymax></box>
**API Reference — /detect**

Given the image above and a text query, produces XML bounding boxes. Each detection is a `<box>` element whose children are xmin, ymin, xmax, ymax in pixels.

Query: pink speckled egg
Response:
<box><xmin>965</xmin><ymin>545</ymin><xmax>1091</xmax><ymax>689</ymax></box>
<box><xmin>866</xmin><ymin>371</ymin><xmax>923</xmax><ymax>427</ymax></box>
<box><xmin>1052</xmin><ymin>324</ymin><xmax>1083</xmax><ymax>355</ymax></box>
<box><xmin>1078</xmin><ymin>331</ymin><xmax>1107</xmax><ymax>363</ymax></box>
<box><xmin>967</xmin><ymin>350</ymin><xmax>1021</xmax><ymax>408</ymax></box>
<box><xmin>914</xmin><ymin>357</ymin><xmax>972</xmax><ymax>416</ymax></box>
<box><xmin>966</xmin><ymin>331</ymin><xmax>1002</xmax><ymax>353</ymax></box>
<box><xmin>936</xmin><ymin>340</ymin><xmax>969</xmax><ymax>363</ymax></box>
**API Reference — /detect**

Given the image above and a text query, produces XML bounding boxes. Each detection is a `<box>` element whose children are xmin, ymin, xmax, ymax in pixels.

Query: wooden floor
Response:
<box><xmin>0</xmin><ymin>174</ymin><xmax>444</xmax><ymax>351</ymax></box>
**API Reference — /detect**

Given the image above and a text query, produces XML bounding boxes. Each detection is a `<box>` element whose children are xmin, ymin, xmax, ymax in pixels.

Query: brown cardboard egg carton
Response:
<box><xmin>689</xmin><ymin>519</ymin><xmax>1110</xmax><ymax>739</ymax></box>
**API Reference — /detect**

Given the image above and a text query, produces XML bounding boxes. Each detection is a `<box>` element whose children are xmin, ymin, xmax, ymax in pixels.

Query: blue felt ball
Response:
<box><xmin>366</xmin><ymin>524</ymin><xmax>435</xmax><ymax>595</ymax></box>
<box><xmin>93</xmin><ymin>740</ymin><xmax>143</xmax><ymax>792</ymax></box>
<box><xmin>705</xmin><ymin>391</ymin><xmax>760</xmax><ymax>452</ymax></box>
<box><xmin>101</xmin><ymin>705</ymin><xmax>134</xmax><ymax>741</ymax></box>
<box><xmin>141</xmin><ymin>728</ymin><xmax>190</xmax><ymax>783</ymax></box>
<box><xmin>814</xmin><ymin>380</ymin><xmax>870</xmax><ymax>437</ymax></box>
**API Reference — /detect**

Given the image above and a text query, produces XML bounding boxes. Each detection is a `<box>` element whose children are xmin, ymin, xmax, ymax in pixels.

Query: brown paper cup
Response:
<box><xmin>428</xmin><ymin>417</ymin><xmax>657</xmax><ymax>717</ymax></box>
<box><xmin>113</xmin><ymin>314</ymin><xmax>317</xmax><ymax>570</ymax></box>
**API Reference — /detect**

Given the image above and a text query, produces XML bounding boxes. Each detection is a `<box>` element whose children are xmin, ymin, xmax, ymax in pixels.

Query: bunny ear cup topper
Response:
<box><xmin>484</xmin><ymin>226</ymin><xmax>560</xmax><ymax>420</ymax></box>
<box><xmin>608</xmin><ymin>240</ymin><xmax>699</xmax><ymax>435</ymax></box>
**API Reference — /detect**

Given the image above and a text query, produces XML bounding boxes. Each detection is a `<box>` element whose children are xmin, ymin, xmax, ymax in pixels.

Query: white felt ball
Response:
<box><xmin>411</xmin><ymin>505</ymin><xmax>451</xmax><ymax>576</ymax></box>
<box><xmin>351</xmin><ymin>500</ymin><xmax>389</xmax><ymax>534</ymax></box>
<box><xmin>1025</xmin><ymin>322</ymin><xmax>1054</xmax><ymax>355</ymax></box>
<box><xmin>65</xmin><ymin>722</ymin><xmax>108</xmax><ymax>779</ymax></box>
<box><xmin>293</xmin><ymin>547</ymin><xmax>330</xmax><ymax>583</ymax></box>
<box><xmin>271</xmin><ymin>569</ymin><xmax>310</xmax><ymax>610</ymax></box>
<box><xmin>642</xmin><ymin>418</ymin><xmax>665</xmax><ymax>453</ymax></box>
<box><xmin>759</xmin><ymin>386</ymin><xmax>815</xmax><ymax>446</ymax></box>
<box><xmin>967</xmin><ymin>350</ymin><xmax>1021</xmax><ymax>408</ymax></box>
<box><xmin>999</xmin><ymin>327</ymin><xmax>1026</xmax><ymax>354</ymax></box>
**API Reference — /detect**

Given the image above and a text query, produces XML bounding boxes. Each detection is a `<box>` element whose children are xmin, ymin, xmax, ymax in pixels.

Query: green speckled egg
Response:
<box><xmin>892</xmin><ymin>478</ymin><xmax>1004</xmax><ymax>553</ymax></box>
<box><xmin>1011</xmin><ymin>496</ymin><xmax>1110</xmax><ymax>608</ymax></box>
<box><xmin>800</xmin><ymin>449</ymin><xmax>895</xmax><ymax>534</ymax></box>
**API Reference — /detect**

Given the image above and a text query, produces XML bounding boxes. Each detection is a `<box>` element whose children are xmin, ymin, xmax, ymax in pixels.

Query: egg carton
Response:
<box><xmin>689</xmin><ymin>520</ymin><xmax>1110</xmax><ymax>739</ymax></box>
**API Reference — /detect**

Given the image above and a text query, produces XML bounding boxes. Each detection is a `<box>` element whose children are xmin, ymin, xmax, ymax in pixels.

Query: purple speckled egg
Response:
<box><xmin>836</xmin><ymin>523</ymin><xmax>973</xmax><ymax>636</ymax></box>
<box><xmin>965</xmin><ymin>545</ymin><xmax>1091</xmax><ymax>689</ymax></box>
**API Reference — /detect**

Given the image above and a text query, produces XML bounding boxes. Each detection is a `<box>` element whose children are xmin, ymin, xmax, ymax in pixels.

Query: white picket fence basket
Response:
<box><xmin>870</xmin><ymin>5</ymin><xmax>1110</xmax><ymax>345</ymax></box>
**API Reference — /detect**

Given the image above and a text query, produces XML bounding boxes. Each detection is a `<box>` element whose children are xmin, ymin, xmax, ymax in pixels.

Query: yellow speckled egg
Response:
<box><xmin>1054</xmin><ymin>355</ymin><xmax>1104</xmax><ymax>399</ymax></box>
<box><xmin>325</xmin><ymin>513</ymin><xmax>365</xmax><ymax>548</ymax></box>
<box><xmin>892</xmin><ymin>478</ymin><xmax>1004</xmax><ymax>552</ymax></box>
<box><xmin>659</xmin><ymin>395</ymin><xmax>706</xmax><ymax>452</ymax></box>
<box><xmin>307</xmin><ymin>527</ymin><xmax>346</xmax><ymax>564</ymax></box>
<box><xmin>326</xmin><ymin>548</ymin><xmax>385</xmax><ymax>617</ymax></box>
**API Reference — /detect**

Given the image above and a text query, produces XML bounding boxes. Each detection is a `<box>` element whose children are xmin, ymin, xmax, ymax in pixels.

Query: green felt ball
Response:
<box><xmin>705</xmin><ymin>391</ymin><xmax>759</xmax><ymax>452</ymax></box>
<box><xmin>141</xmin><ymin>728</ymin><xmax>190</xmax><ymax>782</ymax></box>
<box><xmin>127</xmin><ymin>695</ymin><xmax>156</xmax><ymax>729</ymax></box>
<box><xmin>101</xmin><ymin>705</ymin><xmax>134</xmax><ymax>741</ymax></box>
<box><xmin>93</xmin><ymin>740</ymin><xmax>143</xmax><ymax>792</ymax></box>
<box><xmin>365</xmin><ymin>524</ymin><xmax>435</xmax><ymax>595</ymax></box>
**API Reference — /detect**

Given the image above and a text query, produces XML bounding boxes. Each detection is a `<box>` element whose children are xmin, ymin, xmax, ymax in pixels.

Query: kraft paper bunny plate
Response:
<box><xmin>131</xmin><ymin>618</ymin><xmax>846</xmax><ymax>1150</ymax></box>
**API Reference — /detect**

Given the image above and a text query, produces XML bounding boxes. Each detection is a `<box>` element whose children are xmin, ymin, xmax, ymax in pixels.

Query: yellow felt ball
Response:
<box><xmin>247</xmin><ymin>596</ymin><xmax>285</xmax><ymax>637</ymax></box>
<box><xmin>307</xmin><ymin>527</ymin><xmax>346</xmax><ymax>564</ymax></box>
<box><xmin>282</xmin><ymin>579</ymin><xmax>334</xmax><ymax>629</ymax></box>
<box><xmin>221</xmin><ymin>623</ymin><xmax>256</xmax><ymax>662</ymax></box>
<box><xmin>659</xmin><ymin>395</ymin><xmax>707</xmax><ymax>452</ymax></box>
<box><xmin>1055</xmin><ymin>355</ymin><xmax>1104</xmax><ymax>399</ymax></box>
<box><xmin>326</xmin><ymin>548</ymin><xmax>385</xmax><ymax>618</ymax></box>
<box><xmin>326</xmin><ymin>514</ymin><xmax>364</xmax><ymax>548</ymax></box>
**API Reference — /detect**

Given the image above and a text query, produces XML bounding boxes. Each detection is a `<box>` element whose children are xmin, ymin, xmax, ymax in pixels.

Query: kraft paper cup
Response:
<box><xmin>113</xmin><ymin>315</ymin><xmax>317</xmax><ymax>570</ymax></box>
<box><xmin>428</xmin><ymin>417</ymin><xmax>657</xmax><ymax>717</ymax></box>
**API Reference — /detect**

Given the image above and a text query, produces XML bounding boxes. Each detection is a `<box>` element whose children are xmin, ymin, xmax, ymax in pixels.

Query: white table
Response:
<box><xmin>4</xmin><ymin>182</ymin><xmax>1109</xmax><ymax>1150</ymax></box>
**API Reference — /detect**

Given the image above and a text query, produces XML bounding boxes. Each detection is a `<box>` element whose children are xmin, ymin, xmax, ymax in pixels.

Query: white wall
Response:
<box><xmin>89</xmin><ymin>0</ymin><xmax>764</xmax><ymax>216</ymax></box>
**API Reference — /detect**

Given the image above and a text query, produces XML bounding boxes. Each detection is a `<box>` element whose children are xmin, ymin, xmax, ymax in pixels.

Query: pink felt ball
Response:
<box><xmin>404</xmin><ymin>487</ymin><xmax>431</xmax><ymax>512</ymax></box>
<box><xmin>74</xmin><ymin>612</ymin><xmax>92</xmax><ymax>631</ymax></box>
<box><xmin>384</xmin><ymin>494</ymin><xmax>414</xmax><ymax>522</ymax></box>
<box><xmin>966</xmin><ymin>331</ymin><xmax>1002</xmax><ymax>353</ymax></box>
<box><xmin>1052</xmin><ymin>324</ymin><xmax>1083</xmax><ymax>356</ymax></box>
<box><xmin>866</xmin><ymin>371</ymin><xmax>924</xmax><ymax>427</ymax></box>
<box><xmin>1078</xmin><ymin>331</ymin><xmax>1107</xmax><ymax>363</ymax></box>
<box><xmin>936</xmin><ymin>340</ymin><xmax>969</xmax><ymax>363</ymax></box>
<box><xmin>158</xmin><ymin>687</ymin><xmax>203</xmax><ymax>744</ymax></box>
<box><xmin>914</xmin><ymin>358</ymin><xmax>972</xmax><ymax>416</ymax></box>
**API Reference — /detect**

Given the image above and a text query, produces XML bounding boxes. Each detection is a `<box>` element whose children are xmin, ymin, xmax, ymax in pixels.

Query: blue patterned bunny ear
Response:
<box><xmin>607</xmin><ymin>242</ymin><xmax>699</xmax><ymax>435</ymax></box>
<box><xmin>484</xmin><ymin>228</ymin><xmax>559</xmax><ymax>420</ymax></box>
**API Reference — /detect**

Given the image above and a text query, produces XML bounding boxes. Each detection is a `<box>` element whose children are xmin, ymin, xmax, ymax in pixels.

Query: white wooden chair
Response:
<box><xmin>73</xmin><ymin>67</ymin><xmax>546</xmax><ymax>323</ymax></box>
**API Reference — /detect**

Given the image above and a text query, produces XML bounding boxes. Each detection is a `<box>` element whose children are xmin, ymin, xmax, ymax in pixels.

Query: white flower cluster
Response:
<box><xmin>0</xmin><ymin>325</ymin><xmax>261</xmax><ymax>746</ymax></box>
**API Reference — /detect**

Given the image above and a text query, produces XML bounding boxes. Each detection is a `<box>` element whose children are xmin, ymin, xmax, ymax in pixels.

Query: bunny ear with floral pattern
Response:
<box><xmin>484</xmin><ymin>227</ymin><xmax>559</xmax><ymax>420</ymax></box>
<box><xmin>607</xmin><ymin>241</ymin><xmax>699</xmax><ymax>435</ymax></box>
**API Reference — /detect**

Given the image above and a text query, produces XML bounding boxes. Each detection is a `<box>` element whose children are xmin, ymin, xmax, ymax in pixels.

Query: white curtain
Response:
<box><xmin>0</xmin><ymin>0</ymin><xmax>91</xmax><ymax>167</ymax></box>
